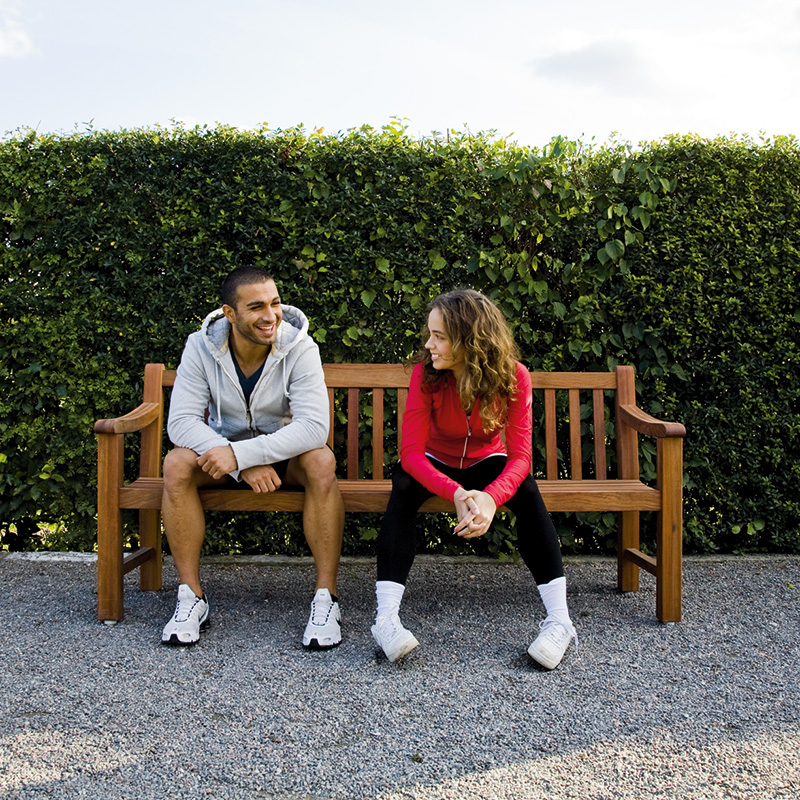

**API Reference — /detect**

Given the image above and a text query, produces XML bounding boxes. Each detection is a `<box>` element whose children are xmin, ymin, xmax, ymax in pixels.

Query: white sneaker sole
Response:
<box><xmin>161</xmin><ymin>617</ymin><xmax>210</xmax><ymax>646</ymax></box>
<box><xmin>302</xmin><ymin>630</ymin><xmax>342</xmax><ymax>650</ymax></box>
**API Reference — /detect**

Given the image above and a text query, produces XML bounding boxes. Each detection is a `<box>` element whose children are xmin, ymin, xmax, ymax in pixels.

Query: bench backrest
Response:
<box><xmin>146</xmin><ymin>364</ymin><xmax>636</xmax><ymax>483</ymax></box>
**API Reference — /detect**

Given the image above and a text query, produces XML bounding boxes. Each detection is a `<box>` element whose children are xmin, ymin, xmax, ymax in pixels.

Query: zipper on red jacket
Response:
<box><xmin>460</xmin><ymin>414</ymin><xmax>472</xmax><ymax>468</ymax></box>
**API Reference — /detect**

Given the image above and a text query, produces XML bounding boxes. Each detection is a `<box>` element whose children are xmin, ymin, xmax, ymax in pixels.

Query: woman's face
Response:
<box><xmin>425</xmin><ymin>307</ymin><xmax>463</xmax><ymax>376</ymax></box>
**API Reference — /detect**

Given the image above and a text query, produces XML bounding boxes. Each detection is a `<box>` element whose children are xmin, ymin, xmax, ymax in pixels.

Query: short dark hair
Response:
<box><xmin>221</xmin><ymin>266</ymin><xmax>274</xmax><ymax>308</ymax></box>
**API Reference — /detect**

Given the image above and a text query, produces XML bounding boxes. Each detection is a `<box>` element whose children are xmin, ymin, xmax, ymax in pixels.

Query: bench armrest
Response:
<box><xmin>94</xmin><ymin>402</ymin><xmax>162</xmax><ymax>435</ymax></box>
<box><xmin>617</xmin><ymin>404</ymin><xmax>686</xmax><ymax>439</ymax></box>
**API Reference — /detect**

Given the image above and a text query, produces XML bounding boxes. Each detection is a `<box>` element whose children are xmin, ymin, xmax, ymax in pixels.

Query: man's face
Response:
<box><xmin>223</xmin><ymin>279</ymin><xmax>283</xmax><ymax>350</ymax></box>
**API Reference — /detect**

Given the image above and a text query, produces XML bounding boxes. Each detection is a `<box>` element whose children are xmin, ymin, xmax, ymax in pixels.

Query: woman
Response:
<box><xmin>371</xmin><ymin>289</ymin><xmax>576</xmax><ymax>669</ymax></box>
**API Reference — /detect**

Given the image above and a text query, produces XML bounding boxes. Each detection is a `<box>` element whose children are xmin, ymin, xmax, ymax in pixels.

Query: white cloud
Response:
<box><xmin>531</xmin><ymin>39</ymin><xmax>656</xmax><ymax>97</ymax></box>
<box><xmin>0</xmin><ymin>1</ymin><xmax>36</xmax><ymax>58</ymax></box>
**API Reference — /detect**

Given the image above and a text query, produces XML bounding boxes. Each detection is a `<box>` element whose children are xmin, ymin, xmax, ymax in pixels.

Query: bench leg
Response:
<box><xmin>656</xmin><ymin>437</ymin><xmax>683</xmax><ymax>622</ymax></box>
<box><xmin>618</xmin><ymin>510</ymin><xmax>640</xmax><ymax>593</ymax></box>
<box><xmin>97</xmin><ymin>434</ymin><xmax>125</xmax><ymax>621</ymax></box>
<box><xmin>97</xmin><ymin>509</ymin><xmax>124</xmax><ymax>620</ymax></box>
<box><xmin>139</xmin><ymin>509</ymin><xmax>163</xmax><ymax>592</ymax></box>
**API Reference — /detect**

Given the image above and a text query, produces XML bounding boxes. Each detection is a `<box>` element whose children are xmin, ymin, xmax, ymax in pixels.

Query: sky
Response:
<box><xmin>1</xmin><ymin>0</ymin><xmax>799</xmax><ymax>148</ymax></box>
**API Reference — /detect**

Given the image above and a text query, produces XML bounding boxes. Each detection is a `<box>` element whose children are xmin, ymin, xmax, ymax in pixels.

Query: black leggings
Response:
<box><xmin>376</xmin><ymin>457</ymin><xmax>565</xmax><ymax>587</ymax></box>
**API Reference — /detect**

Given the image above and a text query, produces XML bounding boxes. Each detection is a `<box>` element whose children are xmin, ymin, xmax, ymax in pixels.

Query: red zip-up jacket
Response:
<box><xmin>400</xmin><ymin>361</ymin><xmax>533</xmax><ymax>506</ymax></box>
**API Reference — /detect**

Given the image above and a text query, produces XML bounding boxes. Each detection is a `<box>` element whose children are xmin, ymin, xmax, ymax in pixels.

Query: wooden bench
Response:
<box><xmin>95</xmin><ymin>363</ymin><xmax>686</xmax><ymax>624</ymax></box>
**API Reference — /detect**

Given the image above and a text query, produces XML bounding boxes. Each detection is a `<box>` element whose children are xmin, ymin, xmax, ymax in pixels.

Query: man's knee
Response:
<box><xmin>163</xmin><ymin>448</ymin><xmax>202</xmax><ymax>491</ymax></box>
<box><xmin>291</xmin><ymin>447</ymin><xmax>338</xmax><ymax>490</ymax></box>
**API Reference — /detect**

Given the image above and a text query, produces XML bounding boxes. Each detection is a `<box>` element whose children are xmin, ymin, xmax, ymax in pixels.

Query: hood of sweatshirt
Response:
<box><xmin>199</xmin><ymin>303</ymin><xmax>310</xmax><ymax>363</ymax></box>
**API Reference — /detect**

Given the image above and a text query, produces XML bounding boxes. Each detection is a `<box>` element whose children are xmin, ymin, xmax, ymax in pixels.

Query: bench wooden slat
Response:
<box><xmin>119</xmin><ymin>477</ymin><xmax>661</xmax><ymax>514</ymax></box>
<box><xmin>532</xmin><ymin>373</ymin><xmax>617</xmax><ymax>390</ymax></box>
<box><xmin>347</xmin><ymin>387</ymin><xmax>359</xmax><ymax>480</ymax></box>
<box><xmin>593</xmin><ymin>388</ymin><xmax>607</xmax><ymax>479</ymax></box>
<box><xmin>323</xmin><ymin>363</ymin><xmax>410</xmax><ymax>387</ymax></box>
<box><xmin>544</xmin><ymin>389</ymin><xmax>557</xmax><ymax>480</ymax></box>
<box><xmin>373</xmin><ymin>388</ymin><xmax>384</xmax><ymax>480</ymax></box>
<box><xmin>569</xmin><ymin>389</ymin><xmax>582</xmax><ymax>480</ymax></box>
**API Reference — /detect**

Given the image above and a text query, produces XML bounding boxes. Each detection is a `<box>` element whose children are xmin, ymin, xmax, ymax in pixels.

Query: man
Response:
<box><xmin>160</xmin><ymin>265</ymin><xmax>344</xmax><ymax>649</ymax></box>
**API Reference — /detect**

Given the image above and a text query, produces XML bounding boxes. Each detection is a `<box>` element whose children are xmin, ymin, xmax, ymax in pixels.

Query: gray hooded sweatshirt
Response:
<box><xmin>167</xmin><ymin>304</ymin><xmax>329</xmax><ymax>481</ymax></box>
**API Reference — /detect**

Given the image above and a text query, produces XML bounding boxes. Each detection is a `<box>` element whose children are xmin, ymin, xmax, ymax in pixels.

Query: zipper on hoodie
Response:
<box><xmin>245</xmin><ymin>363</ymin><xmax>276</xmax><ymax>436</ymax></box>
<box><xmin>218</xmin><ymin>358</ymin><xmax>263</xmax><ymax>438</ymax></box>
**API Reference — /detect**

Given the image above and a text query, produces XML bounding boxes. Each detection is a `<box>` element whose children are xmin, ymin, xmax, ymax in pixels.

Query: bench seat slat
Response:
<box><xmin>119</xmin><ymin>477</ymin><xmax>661</xmax><ymax>514</ymax></box>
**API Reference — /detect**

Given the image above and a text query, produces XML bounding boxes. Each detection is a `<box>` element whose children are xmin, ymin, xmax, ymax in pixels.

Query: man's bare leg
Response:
<box><xmin>285</xmin><ymin>447</ymin><xmax>344</xmax><ymax>595</ymax></box>
<box><xmin>162</xmin><ymin>447</ymin><xmax>227</xmax><ymax>597</ymax></box>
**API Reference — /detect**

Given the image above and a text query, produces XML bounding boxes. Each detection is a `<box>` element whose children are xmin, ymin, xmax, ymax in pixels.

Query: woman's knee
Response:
<box><xmin>390</xmin><ymin>463</ymin><xmax>419</xmax><ymax>494</ymax></box>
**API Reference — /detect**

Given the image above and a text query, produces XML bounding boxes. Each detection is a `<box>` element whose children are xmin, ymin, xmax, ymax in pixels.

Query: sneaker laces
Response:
<box><xmin>173</xmin><ymin>594</ymin><xmax>203</xmax><ymax>623</ymax></box>
<box><xmin>376</xmin><ymin>612</ymin><xmax>404</xmax><ymax>638</ymax></box>
<box><xmin>539</xmin><ymin>618</ymin><xmax>579</xmax><ymax>654</ymax></box>
<box><xmin>310</xmin><ymin>593</ymin><xmax>335</xmax><ymax>626</ymax></box>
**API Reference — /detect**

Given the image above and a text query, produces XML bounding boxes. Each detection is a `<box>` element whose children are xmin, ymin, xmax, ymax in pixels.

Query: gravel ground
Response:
<box><xmin>0</xmin><ymin>552</ymin><xmax>798</xmax><ymax>800</ymax></box>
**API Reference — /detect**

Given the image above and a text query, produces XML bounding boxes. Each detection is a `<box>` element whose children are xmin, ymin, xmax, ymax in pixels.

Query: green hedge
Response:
<box><xmin>1</xmin><ymin>124</ymin><xmax>798</xmax><ymax>556</ymax></box>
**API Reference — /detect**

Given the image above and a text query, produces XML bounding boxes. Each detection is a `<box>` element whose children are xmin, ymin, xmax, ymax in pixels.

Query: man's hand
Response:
<box><xmin>241</xmin><ymin>464</ymin><xmax>282</xmax><ymax>493</ymax></box>
<box><xmin>197</xmin><ymin>445</ymin><xmax>238</xmax><ymax>480</ymax></box>
<box><xmin>453</xmin><ymin>488</ymin><xmax>497</xmax><ymax>538</ymax></box>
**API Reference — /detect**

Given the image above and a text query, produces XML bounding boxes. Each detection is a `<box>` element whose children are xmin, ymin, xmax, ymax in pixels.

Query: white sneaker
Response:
<box><xmin>161</xmin><ymin>584</ymin><xmax>209</xmax><ymax>645</ymax></box>
<box><xmin>303</xmin><ymin>588</ymin><xmax>342</xmax><ymax>650</ymax></box>
<box><xmin>371</xmin><ymin>612</ymin><xmax>419</xmax><ymax>662</ymax></box>
<box><xmin>527</xmin><ymin>618</ymin><xmax>576</xmax><ymax>670</ymax></box>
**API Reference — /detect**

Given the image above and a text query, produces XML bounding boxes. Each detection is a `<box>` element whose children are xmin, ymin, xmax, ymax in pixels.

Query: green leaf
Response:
<box><xmin>638</xmin><ymin>191</ymin><xmax>658</xmax><ymax>209</ymax></box>
<box><xmin>604</xmin><ymin>240</ymin><xmax>625</xmax><ymax>260</ymax></box>
<box><xmin>429</xmin><ymin>251</ymin><xmax>447</xmax><ymax>270</ymax></box>
<box><xmin>567</xmin><ymin>340</ymin><xmax>584</xmax><ymax>360</ymax></box>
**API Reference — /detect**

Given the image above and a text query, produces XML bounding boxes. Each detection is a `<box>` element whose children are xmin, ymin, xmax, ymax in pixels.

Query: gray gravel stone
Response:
<box><xmin>1</xmin><ymin>553</ymin><xmax>798</xmax><ymax>799</ymax></box>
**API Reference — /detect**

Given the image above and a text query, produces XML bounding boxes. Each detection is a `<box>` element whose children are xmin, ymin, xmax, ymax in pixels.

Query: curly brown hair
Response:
<box><xmin>415</xmin><ymin>289</ymin><xmax>521</xmax><ymax>432</ymax></box>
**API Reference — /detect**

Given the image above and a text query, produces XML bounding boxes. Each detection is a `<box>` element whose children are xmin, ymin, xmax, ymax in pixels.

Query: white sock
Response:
<box><xmin>537</xmin><ymin>576</ymin><xmax>572</xmax><ymax>627</ymax></box>
<box><xmin>375</xmin><ymin>580</ymin><xmax>405</xmax><ymax>620</ymax></box>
